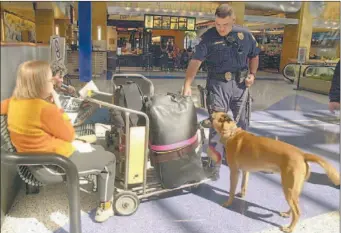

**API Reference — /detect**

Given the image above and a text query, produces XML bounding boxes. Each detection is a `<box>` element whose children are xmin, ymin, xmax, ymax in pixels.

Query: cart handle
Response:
<box><xmin>111</xmin><ymin>73</ymin><xmax>155</xmax><ymax>97</ymax></box>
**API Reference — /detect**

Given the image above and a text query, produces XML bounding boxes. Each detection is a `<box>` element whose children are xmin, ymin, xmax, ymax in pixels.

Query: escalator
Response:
<box><xmin>282</xmin><ymin>62</ymin><xmax>336</xmax><ymax>94</ymax></box>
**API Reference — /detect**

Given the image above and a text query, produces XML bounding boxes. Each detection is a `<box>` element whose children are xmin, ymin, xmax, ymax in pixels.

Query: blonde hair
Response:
<box><xmin>13</xmin><ymin>60</ymin><xmax>52</xmax><ymax>99</ymax></box>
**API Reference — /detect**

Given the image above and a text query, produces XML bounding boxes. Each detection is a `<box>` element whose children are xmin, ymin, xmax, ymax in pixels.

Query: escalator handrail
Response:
<box><xmin>282</xmin><ymin>63</ymin><xmax>297</xmax><ymax>83</ymax></box>
<box><xmin>282</xmin><ymin>62</ymin><xmax>337</xmax><ymax>83</ymax></box>
<box><xmin>302</xmin><ymin>64</ymin><xmax>336</xmax><ymax>77</ymax></box>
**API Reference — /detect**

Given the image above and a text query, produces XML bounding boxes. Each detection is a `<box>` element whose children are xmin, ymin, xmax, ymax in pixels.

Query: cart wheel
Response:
<box><xmin>114</xmin><ymin>191</ymin><xmax>140</xmax><ymax>216</ymax></box>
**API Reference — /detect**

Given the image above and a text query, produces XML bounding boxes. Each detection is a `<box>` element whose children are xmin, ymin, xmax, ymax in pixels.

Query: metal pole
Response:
<box><xmin>124</xmin><ymin>112</ymin><xmax>130</xmax><ymax>190</ymax></box>
<box><xmin>142</xmin><ymin>115</ymin><xmax>149</xmax><ymax>195</ymax></box>
<box><xmin>296</xmin><ymin>63</ymin><xmax>302</xmax><ymax>90</ymax></box>
<box><xmin>1</xmin><ymin>152</ymin><xmax>81</xmax><ymax>233</ymax></box>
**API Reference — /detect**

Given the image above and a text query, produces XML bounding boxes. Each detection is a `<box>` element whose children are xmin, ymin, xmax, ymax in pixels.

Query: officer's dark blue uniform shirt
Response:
<box><xmin>192</xmin><ymin>25</ymin><xmax>260</xmax><ymax>73</ymax></box>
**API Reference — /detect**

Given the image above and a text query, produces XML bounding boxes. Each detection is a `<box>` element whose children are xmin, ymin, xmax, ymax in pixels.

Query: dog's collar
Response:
<box><xmin>230</xmin><ymin>126</ymin><xmax>242</xmax><ymax>137</ymax></box>
<box><xmin>220</xmin><ymin>126</ymin><xmax>242</xmax><ymax>143</ymax></box>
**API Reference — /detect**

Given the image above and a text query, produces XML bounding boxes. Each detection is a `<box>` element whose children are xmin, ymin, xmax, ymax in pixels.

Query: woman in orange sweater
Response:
<box><xmin>0</xmin><ymin>60</ymin><xmax>116</xmax><ymax>223</ymax></box>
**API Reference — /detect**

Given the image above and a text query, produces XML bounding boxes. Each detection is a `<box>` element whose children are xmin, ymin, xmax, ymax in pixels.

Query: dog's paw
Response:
<box><xmin>222</xmin><ymin>201</ymin><xmax>232</xmax><ymax>207</ymax></box>
<box><xmin>280</xmin><ymin>226</ymin><xmax>293</xmax><ymax>233</ymax></box>
<box><xmin>279</xmin><ymin>211</ymin><xmax>291</xmax><ymax>218</ymax></box>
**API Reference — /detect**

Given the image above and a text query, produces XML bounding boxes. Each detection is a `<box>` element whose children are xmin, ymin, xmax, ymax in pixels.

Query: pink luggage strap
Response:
<box><xmin>150</xmin><ymin>134</ymin><xmax>198</xmax><ymax>152</ymax></box>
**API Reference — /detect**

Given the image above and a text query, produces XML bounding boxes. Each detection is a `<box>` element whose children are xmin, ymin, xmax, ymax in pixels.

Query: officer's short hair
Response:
<box><xmin>215</xmin><ymin>4</ymin><xmax>235</xmax><ymax>18</ymax></box>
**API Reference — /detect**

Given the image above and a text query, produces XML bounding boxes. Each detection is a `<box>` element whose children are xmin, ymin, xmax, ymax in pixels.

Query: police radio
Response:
<box><xmin>223</xmin><ymin>35</ymin><xmax>243</xmax><ymax>54</ymax></box>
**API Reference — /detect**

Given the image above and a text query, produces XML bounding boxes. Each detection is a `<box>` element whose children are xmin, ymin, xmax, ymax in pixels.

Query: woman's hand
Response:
<box><xmin>67</xmin><ymin>86</ymin><xmax>76</xmax><ymax>95</ymax></box>
<box><xmin>51</xmin><ymin>90</ymin><xmax>62</xmax><ymax>109</ymax></box>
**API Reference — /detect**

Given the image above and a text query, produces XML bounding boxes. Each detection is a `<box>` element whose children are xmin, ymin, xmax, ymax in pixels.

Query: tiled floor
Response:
<box><xmin>1</xmin><ymin>72</ymin><xmax>340</xmax><ymax>233</ymax></box>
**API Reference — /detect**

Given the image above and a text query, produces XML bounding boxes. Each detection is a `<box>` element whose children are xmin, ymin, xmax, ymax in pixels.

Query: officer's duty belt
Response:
<box><xmin>209</xmin><ymin>70</ymin><xmax>249</xmax><ymax>82</ymax></box>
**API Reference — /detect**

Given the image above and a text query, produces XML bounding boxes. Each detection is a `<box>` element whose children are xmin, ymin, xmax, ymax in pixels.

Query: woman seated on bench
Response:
<box><xmin>0</xmin><ymin>60</ymin><xmax>116</xmax><ymax>223</ymax></box>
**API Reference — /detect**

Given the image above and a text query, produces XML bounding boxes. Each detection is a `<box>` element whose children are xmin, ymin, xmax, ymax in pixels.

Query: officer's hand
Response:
<box><xmin>245</xmin><ymin>74</ymin><xmax>255</xmax><ymax>87</ymax></box>
<box><xmin>183</xmin><ymin>86</ymin><xmax>192</xmax><ymax>96</ymax></box>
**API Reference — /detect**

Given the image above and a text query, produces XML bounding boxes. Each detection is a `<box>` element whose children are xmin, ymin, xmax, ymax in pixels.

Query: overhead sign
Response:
<box><xmin>297</xmin><ymin>47</ymin><xmax>307</xmax><ymax>64</ymax></box>
<box><xmin>144</xmin><ymin>14</ymin><xmax>196</xmax><ymax>31</ymax></box>
<box><xmin>49</xmin><ymin>35</ymin><xmax>66</xmax><ymax>64</ymax></box>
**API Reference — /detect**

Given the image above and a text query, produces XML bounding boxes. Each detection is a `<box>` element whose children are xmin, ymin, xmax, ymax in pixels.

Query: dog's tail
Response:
<box><xmin>303</xmin><ymin>153</ymin><xmax>340</xmax><ymax>185</ymax></box>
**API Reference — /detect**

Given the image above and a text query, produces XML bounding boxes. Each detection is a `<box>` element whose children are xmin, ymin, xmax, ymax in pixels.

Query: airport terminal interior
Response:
<box><xmin>0</xmin><ymin>1</ymin><xmax>340</xmax><ymax>233</ymax></box>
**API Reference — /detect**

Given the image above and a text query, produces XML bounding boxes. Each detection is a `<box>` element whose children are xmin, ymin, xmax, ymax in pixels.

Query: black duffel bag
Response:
<box><xmin>145</xmin><ymin>93</ymin><xmax>206</xmax><ymax>189</ymax></box>
<box><xmin>146</xmin><ymin>93</ymin><xmax>198</xmax><ymax>146</ymax></box>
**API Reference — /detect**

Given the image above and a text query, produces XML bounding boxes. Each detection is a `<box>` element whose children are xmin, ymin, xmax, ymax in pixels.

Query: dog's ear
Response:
<box><xmin>211</xmin><ymin>112</ymin><xmax>218</xmax><ymax>119</ymax></box>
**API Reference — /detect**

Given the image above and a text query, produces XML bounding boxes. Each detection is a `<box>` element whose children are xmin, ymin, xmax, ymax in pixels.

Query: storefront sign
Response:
<box><xmin>144</xmin><ymin>14</ymin><xmax>196</xmax><ymax>31</ymax></box>
<box><xmin>297</xmin><ymin>47</ymin><xmax>307</xmax><ymax>64</ymax></box>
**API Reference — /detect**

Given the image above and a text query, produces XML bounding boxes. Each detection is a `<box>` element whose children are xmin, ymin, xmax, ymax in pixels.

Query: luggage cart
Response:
<box><xmin>85</xmin><ymin>74</ymin><xmax>211</xmax><ymax>216</ymax></box>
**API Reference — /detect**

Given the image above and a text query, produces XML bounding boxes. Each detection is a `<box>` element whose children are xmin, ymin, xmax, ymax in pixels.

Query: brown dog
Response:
<box><xmin>211</xmin><ymin>112</ymin><xmax>340</xmax><ymax>233</ymax></box>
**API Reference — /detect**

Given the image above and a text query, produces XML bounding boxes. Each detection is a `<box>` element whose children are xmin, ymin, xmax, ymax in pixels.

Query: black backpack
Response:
<box><xmin>110</xmin><ymin>81</ymin><xmax>145</xmax><ymax>128</ymax></box>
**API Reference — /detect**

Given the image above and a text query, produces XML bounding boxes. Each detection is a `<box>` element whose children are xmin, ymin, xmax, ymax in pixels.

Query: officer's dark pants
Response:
<box><xmin>206</xmin><ymin>78</ymin><xmax>249</xmax><ymax>169</ymax></box>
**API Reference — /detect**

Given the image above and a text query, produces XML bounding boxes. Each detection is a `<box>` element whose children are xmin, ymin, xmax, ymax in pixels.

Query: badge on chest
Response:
<box><xmin>237</xmin><ymin>32</ymin><xmax>244</xmax><ymax>40</ymax></box>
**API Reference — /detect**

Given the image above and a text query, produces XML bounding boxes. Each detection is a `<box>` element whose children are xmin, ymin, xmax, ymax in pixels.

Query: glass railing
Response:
<box><xmin>283</xmin><ymin>63</ymin><xmax>337</xmax><ymax>94</ymax></box>
<box><xmin>303</xmin><ymin>65</ymin><xmax>335</xmax><ymax>81</ymax></box>
<box><xmin>283</xmin><ymin>63</ymin><xmax>336</xmax><ymax>84</ymax></box>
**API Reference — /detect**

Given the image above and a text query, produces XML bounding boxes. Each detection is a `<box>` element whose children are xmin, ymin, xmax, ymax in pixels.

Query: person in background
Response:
<box><xmin>50</xmin><ymin>61</ymin><xmax>76</xmax><ymax>96</ymax></box>
<box><xmin>329</xmin><ymin>60</ymin><xmax>340</xmax><ymax>113</ymax></box>
<box><xmin>0</xmin><ymin>60</ymin><xmax>116</xmax><ymax>223</ymax></box>
<box><xmin>51</xmin><ymin>61</ymin><xmax>111</xmax><ymax>126</ymax></box>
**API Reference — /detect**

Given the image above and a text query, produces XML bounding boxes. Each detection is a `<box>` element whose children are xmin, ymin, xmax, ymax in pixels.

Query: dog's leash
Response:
<box><xmin>235</xmin><ymin>87</ymin><xmax>250</xmax><ymax>125</ymax></box>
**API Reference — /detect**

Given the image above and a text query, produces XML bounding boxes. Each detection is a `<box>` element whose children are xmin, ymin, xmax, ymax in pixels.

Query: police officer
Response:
<box><xmin>183</xmin><ymin>4</ymin><xmax>260</xmax><ymax>180</ymax></box>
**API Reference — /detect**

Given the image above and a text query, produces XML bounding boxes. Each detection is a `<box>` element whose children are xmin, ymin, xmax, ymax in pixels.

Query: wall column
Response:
<box><xmin>280</xmin><ymin>2</ymin><xmax>313</xmax><ymax>71</ymax></box>
<box><xmin>91</xmin><ymin>2</ymin><xmax>107</xmax><ymax>41</ymax></box>
<box><xmin>229</xmin><ymin>2</ymin><xmax>245</xmax><ymax>26</ymax></box>
<box><xmin>55</xmin><ymin>19</ymin><xmax>69</xmax><ymax>37</ymax></box>
<box><xmin>78</xmin><ymin>1</ymin><xmax>92</xmax><ymax>82</ymax></box>
<box><xmin>35</xmin><ymin>9</ymin><xmax>55</xmax><ymax>43</ymax></box>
